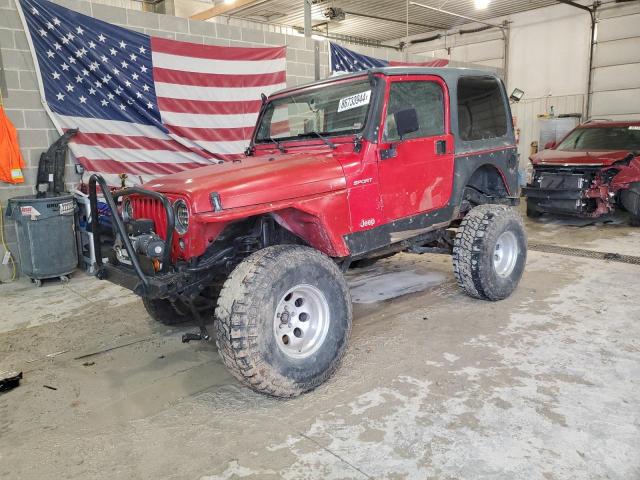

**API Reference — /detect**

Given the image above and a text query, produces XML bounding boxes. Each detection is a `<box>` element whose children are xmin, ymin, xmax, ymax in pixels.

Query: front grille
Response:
<box><xmin>130</xmin><ymin>196</ymin><xmax>168</xmax><ymax>240</ymax></box>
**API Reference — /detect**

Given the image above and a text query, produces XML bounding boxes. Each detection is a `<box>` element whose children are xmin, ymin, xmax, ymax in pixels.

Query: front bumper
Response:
<box><xmin>97</xmin><ymin>262</ymin><xmax>182</xmax><ymax>298</ymax></box>
<box><xmin>88</xmin><ymin>174</ymin><xmax>177</xmax><ymax>297</ymax></box>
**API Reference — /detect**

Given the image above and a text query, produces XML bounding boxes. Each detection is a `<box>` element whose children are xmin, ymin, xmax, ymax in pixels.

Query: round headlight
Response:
<box><xmin>174</xmin><ymin>199</ymin><xmax>189</xmax><ymax>234</ymax></box>
<box><xmin>123</xmin><ymin>198</ymin><xmax>134</xmax><ymax>220</ymax></box>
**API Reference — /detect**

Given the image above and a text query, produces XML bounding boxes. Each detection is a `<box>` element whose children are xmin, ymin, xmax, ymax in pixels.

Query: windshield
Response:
<box><xmin>255</xmin><ymin>80</ymin><xmax>373</xmax><ymax>143</ymax></box>
<box><xmin>557</xmin><ymin>126</ymin><xmax>640</xmax><ymax>151</ymax></box>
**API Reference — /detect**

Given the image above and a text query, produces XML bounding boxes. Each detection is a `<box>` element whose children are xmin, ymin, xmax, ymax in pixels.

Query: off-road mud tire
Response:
<box><xmin>453</xmin><ymin>204</ymin><xmax>527</xmax><ymax>301</ymax></box>
<box><xmin>526</xmin><ymin>199</ymin><xmax>543</xmax><ymax>218</ymax></box>
<box><xmin>214</xmin><ymin>245</ymin><xmax>352</xmax><ymax>398</ymax></box>
<box><xmin>143</xmin><ymin>298</ymin><xmax>194</xmax><ymax>326</ymax></box>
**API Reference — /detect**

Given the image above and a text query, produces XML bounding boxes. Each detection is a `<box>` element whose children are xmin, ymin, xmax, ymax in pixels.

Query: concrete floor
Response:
<box><xmin>1</xmin><ymin>208</ymin><xmax>639</xmax><ymax>480</ymax></box>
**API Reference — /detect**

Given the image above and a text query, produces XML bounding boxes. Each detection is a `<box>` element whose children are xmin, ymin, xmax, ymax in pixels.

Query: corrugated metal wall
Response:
<box><xmin>590</xmin><ymin>2</ymin><xmax>640</xmax><ymax>120</ymax></box>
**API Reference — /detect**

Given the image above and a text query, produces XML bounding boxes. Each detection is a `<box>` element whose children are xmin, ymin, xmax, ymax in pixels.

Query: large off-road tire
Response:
<box><xmin>453</xmin><ymin>204</ymin><xmax>527</xmax><ymax>301</ymax></box>
<box><xmin>214</xmin><ymin>245</ymin><xmax>352</xmax><ymax>398</ymax></box>
<box><xmin>143</xmin><ymin>298</ymin><xmax>194</xmax><ymax>326</ymax></box>
<box><xmin>526</xmin><ymin>198</ymin><xmax>543</xmax><ymax>218</ymax></box>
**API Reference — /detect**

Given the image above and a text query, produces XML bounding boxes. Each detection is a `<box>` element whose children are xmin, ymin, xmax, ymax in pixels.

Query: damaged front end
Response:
<box><xmin>523</xmin><ymin>165</ymin><xmax>613</xmax><ymax>217</ymax></box>
<box><xmin>523</xmin><ymin>153</ymin><xmax>639</xmax><ymax>218</ymax></box>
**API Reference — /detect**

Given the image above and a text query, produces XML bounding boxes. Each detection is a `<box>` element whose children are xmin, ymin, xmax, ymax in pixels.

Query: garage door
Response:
<box><xmin>590</xmin><ymin>2</ymin><xmax>640</xmax><ymax>120</ymax></box>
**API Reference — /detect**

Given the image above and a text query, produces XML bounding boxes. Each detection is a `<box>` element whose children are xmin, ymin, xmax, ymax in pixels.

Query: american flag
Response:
<box><xmin>19</xmin><ymin>0</ymin><xmax>286</xmax><ymax>185</ymax></box>
<box><xmin>330</xmin><ymin>42</ymin><xmax>448</xmax><ymax>74</ymax></box>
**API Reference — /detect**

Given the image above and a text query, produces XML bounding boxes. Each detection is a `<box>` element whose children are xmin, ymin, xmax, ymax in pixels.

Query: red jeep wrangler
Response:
<box><xmin>524</xmin><ymin>120</ymin><xmax>640</xmax><ymax>224</ymax></box>
<box><xmin>90</xmin><ymin>68</ymin><xmax>527</xmax><ymax>397</ymax></box>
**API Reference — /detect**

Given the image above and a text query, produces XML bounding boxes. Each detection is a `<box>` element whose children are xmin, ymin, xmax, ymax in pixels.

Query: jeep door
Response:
<box><xmin>377</xmin><ymin>76</ymin><xmax>454</xmax><ymax>222</ymax></box>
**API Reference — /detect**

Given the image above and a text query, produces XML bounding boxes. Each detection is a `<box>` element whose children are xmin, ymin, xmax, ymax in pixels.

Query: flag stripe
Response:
<box><xmin>152</xmin><ymin>37</ymin><xmax>286</xmax><ymax>61</ymax></box>
<box><xmin>153</xmin><ymin>51</ymin><xmax>286</xmax><ymax>75</ymax></box>
<box><xmin>154</xmin><ymin>82</ymin><xmax>286</xmax><ymax>102</ymax></box>
<box><xmin>73</xmin><ymin>131</ymin><xmax>215</xmax><ymax>154</ymax></box>
<box><xmin>58</xmin><ymin>115</ymin><xmax>171</xmax><ymax>139</ymax></box>
<box><xmin>78</xmin><ymin>157</ymin><xmax>204</xmax><ymax>176</ymax></box>
<box><xmin>157</xmin><ymin>97</ymin><xmax>262</xmax><ymax>115</ymax></box>
<box><xmin>166</xmin><ymin>125</ymin><xmax>251</xmax><ymax>143</ymax></box>
<box><xmin>72</xmin><ymin>143</ymin><xmax>210</xmax><ymax>165</ymax></box>
<box><xmin>160</xmin><ymin>111</ymin><xmax>255</xmax><ymax>129</ymax></box>
<box><xmin>153</xmin><ymin>67</ymin><xmax>286</xmax><ymax>88</ymax></box>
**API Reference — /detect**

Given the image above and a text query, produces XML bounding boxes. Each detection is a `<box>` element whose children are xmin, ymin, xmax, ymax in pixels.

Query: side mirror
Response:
<box><xmin>394</xmin><ymin>108</ymin><xmax>419</xmax><ymax>140</ymax></box>
<box><xmin>544</xmin><ymin>140</ymin><xmax>557</xmax><ymax>150</ymax></box>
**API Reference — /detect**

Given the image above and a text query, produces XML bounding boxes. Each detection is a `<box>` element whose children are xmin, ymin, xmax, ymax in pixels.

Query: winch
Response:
<box><xmin>125</xmin><ymin>219</ymin><xmax>166</xmax><ymax>259</ymax></box>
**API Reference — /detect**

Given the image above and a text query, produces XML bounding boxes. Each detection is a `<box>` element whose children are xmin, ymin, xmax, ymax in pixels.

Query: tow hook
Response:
<box><xmin>181</xmin><ymin>301</ymin><xmax>211</xmax><ymax>343</ymax></box>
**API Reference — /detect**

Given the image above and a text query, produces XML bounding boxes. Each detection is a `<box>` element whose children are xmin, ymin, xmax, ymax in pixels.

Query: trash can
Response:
<box><xmin>6</xmin><ymin>194</ymin><xmax>78</xmax><ymax>286</ymax></box>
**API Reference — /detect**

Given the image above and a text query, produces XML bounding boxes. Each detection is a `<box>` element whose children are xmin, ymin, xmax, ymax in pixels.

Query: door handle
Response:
<box><xmin>435</xmin><ymin>140</ymin><xmax>447</xmax><ymax>155</ymax></box>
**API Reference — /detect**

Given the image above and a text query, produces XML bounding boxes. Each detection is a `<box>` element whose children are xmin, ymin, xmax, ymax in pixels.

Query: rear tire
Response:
<box><xmin>453</xmin><ymin>204</ymin><xmax>527</xmax><ymax>301</ymax></box>
<box><xmin>143</xmin><ymin>298</ymin><xmax>193</xmax><ymax>326</ymax></box>
<box><xmin>214</xmin><ymin>245</ymin><xmax>352</xmax><ymax>398</ymax></box>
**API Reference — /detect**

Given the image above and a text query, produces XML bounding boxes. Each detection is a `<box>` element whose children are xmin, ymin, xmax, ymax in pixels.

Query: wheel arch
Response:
<box><xmin>210</xmin><ymin>208</ymin><xmax>347</xmax><ymax>259</ymax></box>
<box><xmin>465</xmin><ymin>163</ymin><xmax>510</xmax><ymax>197</ymax></box>
<box><xmin>450</xmin><ymin>161</ymin><xmax>513</xmax><ymax>214</ymax></box>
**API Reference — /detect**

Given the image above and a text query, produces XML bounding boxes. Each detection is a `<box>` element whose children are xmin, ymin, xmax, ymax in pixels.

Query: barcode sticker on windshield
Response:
<box><xmin>629</xmin><ymin>126</ymin><xmax>640</xmax><ymax>130</ymax></box>
<box><xmin>338</xmin><ymin>90</ymin><xmax>371</xmax><ymax>113</ymax></box>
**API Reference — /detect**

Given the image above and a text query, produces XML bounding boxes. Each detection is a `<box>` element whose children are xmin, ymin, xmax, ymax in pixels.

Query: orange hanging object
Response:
<box><xmin>0</xmin><ymin>105</ymin><xmax>26</xmax><ymax>184</ymax></box>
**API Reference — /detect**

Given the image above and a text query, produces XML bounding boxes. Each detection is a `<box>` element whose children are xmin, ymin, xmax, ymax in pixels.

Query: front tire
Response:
<box><xmin>453</xmin><ymin>204</ymin><xmax>527</xmax><ymax>301</ymax></box>
<box><xmin>215</xmin><ymin>245</ymin><xmax>352</xmax><ymax>398</ymax></box>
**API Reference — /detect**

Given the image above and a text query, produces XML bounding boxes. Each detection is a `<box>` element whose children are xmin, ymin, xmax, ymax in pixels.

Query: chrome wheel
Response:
<box><xmin>493</xmin><ymin>230</ymin><xmax>519</xmax><ymax>277</ymax></box>
<box><xmin>273</xmin><ymin>284</ymin><xmax>330</xmax><ymax>360</ymax></box>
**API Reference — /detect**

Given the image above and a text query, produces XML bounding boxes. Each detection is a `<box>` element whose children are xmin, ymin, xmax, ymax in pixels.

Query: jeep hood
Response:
<box><xmin>532</xmin><ymin>149</ymin><xmax>634</xmax><ymax>167</ymax></box>
<box><xmin>145</xmin><ymin>151</ymin><xmax>347</xmax><ymax>213</ymax></box>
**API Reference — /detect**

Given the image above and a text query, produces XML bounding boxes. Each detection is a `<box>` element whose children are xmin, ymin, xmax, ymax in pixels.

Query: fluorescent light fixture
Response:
<box><xmin>224</xmin><ymin>0</ymin><xmax>235</xmax><ymax>4</ymax></box>
<box><xmin>474</xmin><ymin>0</ymin><xmax>490</xmax><ymax>9</ymax></box>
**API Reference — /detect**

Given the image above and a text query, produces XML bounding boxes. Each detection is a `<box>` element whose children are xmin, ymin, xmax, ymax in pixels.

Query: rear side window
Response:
<box><xmin>383</xmin><ymin>81</ymin><xmax>444</xmax><ymax>142</ymax></box>
<box><xmin>457</xmin><ymin>76</ymin><xmax>507</xmax><ymax>141</ymax></box>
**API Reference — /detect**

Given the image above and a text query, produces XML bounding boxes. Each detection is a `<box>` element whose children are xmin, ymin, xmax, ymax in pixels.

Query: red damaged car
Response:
<box><xmin>524</xmin><ymin>121</ymin><xmax>640</xmax><ymax>225</ymax></box>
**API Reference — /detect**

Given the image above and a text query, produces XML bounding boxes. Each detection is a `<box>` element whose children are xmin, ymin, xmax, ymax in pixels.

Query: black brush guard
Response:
<box><xmin>89</xmin><ymin>174</ymin><xmax>177</xmax><ymax>297</ymax></box>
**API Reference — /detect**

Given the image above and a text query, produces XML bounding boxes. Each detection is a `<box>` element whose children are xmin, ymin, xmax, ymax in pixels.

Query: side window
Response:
<box><xmin>383</xmin><ymin>81</ymin><xmax>444</xmax><ymax>142</ymax></box>
<box><xmin>457</xmin><ymin>76</ymin><xmax>508</xmax><ymax>141</ymax></box>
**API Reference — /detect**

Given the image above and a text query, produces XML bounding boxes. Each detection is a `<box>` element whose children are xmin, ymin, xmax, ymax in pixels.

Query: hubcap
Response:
<box><xmin>273</xmin><ymin>284</ymin><xmax>330</xmax><ymax>360</ymax></box>
<box><xmin>493</xmin><ymin>231</ymin><xmax>519</xmax><ymax>277</ymax></box>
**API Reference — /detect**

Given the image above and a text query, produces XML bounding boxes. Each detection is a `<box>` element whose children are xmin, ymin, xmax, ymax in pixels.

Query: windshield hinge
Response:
<box><xmin>353</xmin><ymin>135</ymin><xmax>363</xmax><ymax>153</ymax></box>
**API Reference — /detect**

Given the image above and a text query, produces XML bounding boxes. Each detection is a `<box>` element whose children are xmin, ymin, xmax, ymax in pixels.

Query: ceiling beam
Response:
<box><xmin>409</xmin><ymin>1</ymin><xmax>505</xmax><ymax>30</ymax></box>
<box><xmin>190</xmin><ymin>0</ymin><xmax>266</xmax><ymax>21</ymax></box>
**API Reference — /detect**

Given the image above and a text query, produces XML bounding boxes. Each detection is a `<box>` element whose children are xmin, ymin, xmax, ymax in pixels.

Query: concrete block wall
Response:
<box><xmin>0</xmin><ymin>0</ymin><xmax>433</xmax><ymax>280</ymax></box>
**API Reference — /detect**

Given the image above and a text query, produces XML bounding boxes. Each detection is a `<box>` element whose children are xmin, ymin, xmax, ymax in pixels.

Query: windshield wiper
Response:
<box><xmin>268</xmin><ymin>137</ymin><xmax>286</xmax><ymax>153</ymax></box>
<box><xmin>306</xmin><ymin>131</ymin><xmax>336</xmax><ymax>150</ymax></box>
